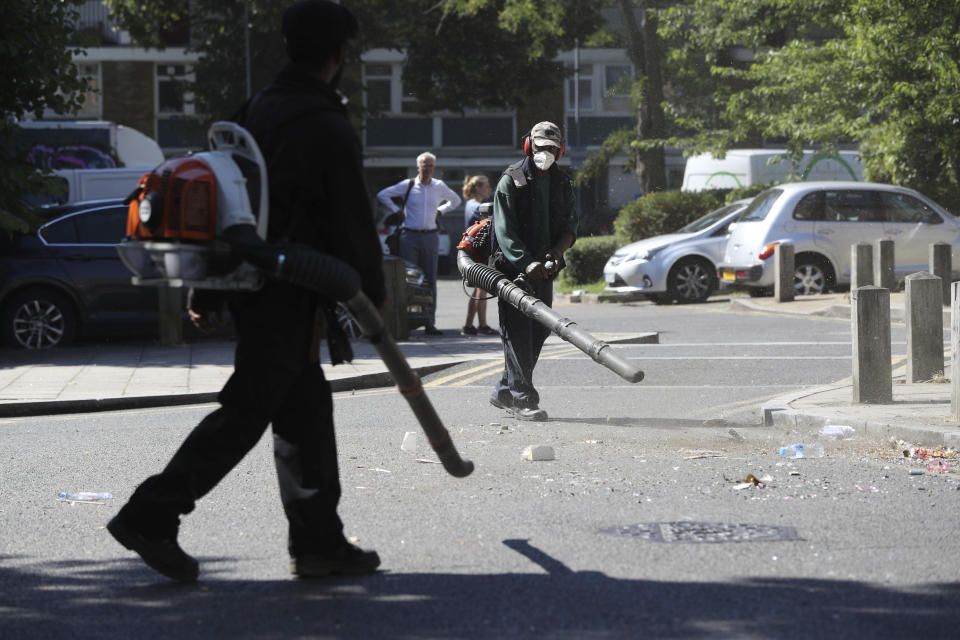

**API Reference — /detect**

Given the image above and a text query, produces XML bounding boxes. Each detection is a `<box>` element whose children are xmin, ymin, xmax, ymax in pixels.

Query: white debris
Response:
<box><xmin>401</xmin><ymin>431</ymin><xmax>417</xmax><ymax>452</ymax></box>
<box><xmin>820</xmin><ymin>425</ymin><xmax>855</xmax><ymax>440</ymax></box>
<box><xmin>521</xmin><ymin>445</ymin><xmax>555</xmax><ymax>461</ymax></box>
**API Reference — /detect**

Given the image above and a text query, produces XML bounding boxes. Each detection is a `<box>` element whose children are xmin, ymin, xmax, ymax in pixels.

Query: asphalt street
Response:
<box><xmin>1</xmin><ymin>283</ymin><xmax>958</xmax><ymax>639</ymax></box>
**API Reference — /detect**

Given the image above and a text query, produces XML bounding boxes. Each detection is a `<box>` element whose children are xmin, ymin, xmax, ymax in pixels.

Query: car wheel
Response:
<box><xmin>335</xmin><ymin>302</ymin><xmax>363</xmax><ymax>339</ymax></box>
<box><xmin>2</xmin><ymin>288</ymin><xmax>78</xmax><ymax>349</ymax></box>
<box><xmin>667</xmin><ymin>258</ymin><xmax>716</xmax><ymax>303</ymax></box>
<box><xmin>794</xmin><ymin>257</ymin><xmax>831</xmax><ymax>295</ymax></box>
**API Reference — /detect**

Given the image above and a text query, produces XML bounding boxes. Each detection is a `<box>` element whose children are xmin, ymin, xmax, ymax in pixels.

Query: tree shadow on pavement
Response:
<box><xmin>1</xmin><ymin>542</ymin><xmax>956</xmax><ymax>640</ymax></box>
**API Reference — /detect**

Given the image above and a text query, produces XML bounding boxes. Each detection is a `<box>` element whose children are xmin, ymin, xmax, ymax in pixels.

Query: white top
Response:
<box><xmin>377</xmin><ymin>176</ymin><xmax>462</xmax><ymax>230</ymax></box>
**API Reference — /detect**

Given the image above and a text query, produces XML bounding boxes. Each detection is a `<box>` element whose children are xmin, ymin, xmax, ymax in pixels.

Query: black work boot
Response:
<box><xmin>291</xmin><ymin>540</ymin><xmax>381</xmax><ymax>578</ymax></box>
<box><xmin>107</xmin><ymin>513</ymin><xmax>199</xmax><ymax>583</ymax></box>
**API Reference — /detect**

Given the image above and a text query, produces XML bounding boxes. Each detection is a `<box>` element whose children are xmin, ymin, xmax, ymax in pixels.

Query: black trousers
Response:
<box><xmin>494</xmin><ymin>278</ymin><xmax>553</xmax><ymax>409</ymax></box>
<box><xmin>122</xmin><ymin>287</ymin><xmax>344</xmax><ymax>557</ymax></box>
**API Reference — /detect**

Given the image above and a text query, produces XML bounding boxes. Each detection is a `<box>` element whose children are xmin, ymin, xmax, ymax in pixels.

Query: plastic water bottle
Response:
<box><xmin>58</xmin><ymin>492</ymin><xmax>112</xmax><ymax>501</ymax></box>
<box><xmin>778</xmin><ymin>443</ymin><xmax>824</xmax><ymax>459</ymax></box>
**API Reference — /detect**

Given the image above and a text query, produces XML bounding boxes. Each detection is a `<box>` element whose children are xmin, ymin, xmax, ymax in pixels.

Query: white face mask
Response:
<box><xmin>533</xmin><ymin>150</ymin><xmax>555</xmax><ymax>171</ymax></box>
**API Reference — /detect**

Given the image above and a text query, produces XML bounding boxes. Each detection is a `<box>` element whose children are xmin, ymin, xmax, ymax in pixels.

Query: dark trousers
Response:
<box><xmin>494</xmin><ymin>278</ymin><xmax>553</xmax><ymax>409</ymax></box>
<box><xmin>398</xmin><ymin>229</ymin><xmax>439</xmax><ymax>326</ymax></box>
<box><xmin>124</xmin><ymin>353</ymin><xmax>343</xmax><ymax>556</ymax></box>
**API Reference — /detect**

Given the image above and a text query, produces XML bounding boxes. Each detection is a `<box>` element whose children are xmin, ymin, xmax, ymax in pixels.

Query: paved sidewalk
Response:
<box><xmin>3</xmin><ymin>286</ymin><xmax>959</xmax><ymax>450</ymax></box>
<box><xmin>0</xmin><ymin>329</ymin><xmax>655</xmax><ymax>417</ymax></box>
<box><xmin>732</xmin><ymin>291</ymin><xmax>960</xmax><ymax>448</ymax></box>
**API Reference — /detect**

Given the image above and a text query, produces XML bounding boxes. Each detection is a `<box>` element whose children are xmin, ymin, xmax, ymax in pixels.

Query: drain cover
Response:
<box><xmin>601</xmin><ymin>522</ymin><xmax>799</xmax><ymax>543</ymax></box>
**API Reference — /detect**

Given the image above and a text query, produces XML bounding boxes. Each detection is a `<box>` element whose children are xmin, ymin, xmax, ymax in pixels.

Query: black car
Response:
<box><xmin>0</xmin><ymin>199</ymin><xmax>431</xmax><ymax>349</ymax></box>
<box><xmin>0</xmin><ymin>199</ymin><xmax>161</xmax><ymax>349</ymax></box>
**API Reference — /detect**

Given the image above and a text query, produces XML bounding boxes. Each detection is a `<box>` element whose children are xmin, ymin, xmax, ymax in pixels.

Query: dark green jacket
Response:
<box><xmin>493</xmin><ymin>156</ymin><xmax>578</xmax><ymax>275</ymax></box>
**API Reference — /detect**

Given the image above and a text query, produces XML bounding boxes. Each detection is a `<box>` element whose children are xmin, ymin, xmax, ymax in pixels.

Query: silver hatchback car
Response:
<box><xmin>603</xmin><ymin>199</ymin><xmax>751</xmax><ymax>303</ymax></box>
<box><xmin>718</xmin><ymin>182</ymin><xmax>960</xmax><ymax>294</ymax></box>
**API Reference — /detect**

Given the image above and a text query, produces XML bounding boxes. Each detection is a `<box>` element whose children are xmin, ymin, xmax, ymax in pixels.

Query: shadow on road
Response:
<box><xmin>1</xmin><ymin>542</ymin><xmax>956</xmax><ymax>639</ymax></box>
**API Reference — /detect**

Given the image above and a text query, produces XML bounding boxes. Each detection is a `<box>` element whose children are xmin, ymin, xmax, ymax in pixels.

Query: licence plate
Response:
<box><xmin>721</xmin><ymin>269</ymin><xmax>736</xmax><ymax>282</ymax></box>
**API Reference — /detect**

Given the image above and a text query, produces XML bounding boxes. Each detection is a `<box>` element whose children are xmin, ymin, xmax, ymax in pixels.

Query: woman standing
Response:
<box><xmin>460</xmin><ymin>175</ymin><xmax>496</xmax><ymax>336</ymax></box>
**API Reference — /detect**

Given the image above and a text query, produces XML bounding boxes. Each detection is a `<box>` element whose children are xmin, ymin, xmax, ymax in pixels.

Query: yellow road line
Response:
<box><xmin>424</xmin><ymin>360</ymin><xmax>503</xmax><ymax>387</ymax></box>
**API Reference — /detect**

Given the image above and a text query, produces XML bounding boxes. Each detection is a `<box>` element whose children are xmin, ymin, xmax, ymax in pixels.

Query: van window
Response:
<box><xmin>796</xmin><ymin>190</ymin><xmax>881</xmax><ymax>222</ymax></box>
<box><xmin>739</xmin><ymin>189</ymin><xmax>782</xmax><ymax>222</ymax></box>
<box><xmin>881</xmin><ymin>192</ymin><xmax>942</xmax><ymax>225</ymax></box>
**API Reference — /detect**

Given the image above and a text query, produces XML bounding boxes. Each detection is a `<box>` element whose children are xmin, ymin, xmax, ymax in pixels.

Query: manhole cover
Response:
<box><xmin>600</xmin><ymin>522</ymin><xmax>800</xmax><ymax>543</ymax></box>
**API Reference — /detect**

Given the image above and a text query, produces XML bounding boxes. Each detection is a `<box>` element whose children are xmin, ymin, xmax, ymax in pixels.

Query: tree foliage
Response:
<box><xmin>663</xmin><ymin>0</ymin><xmax>960</xmax><ymax>212</ymax></box>
<box><xmin>0</xmin><ymin>0</ymin><xmax>90</xmax><ymax>234</ymax></box>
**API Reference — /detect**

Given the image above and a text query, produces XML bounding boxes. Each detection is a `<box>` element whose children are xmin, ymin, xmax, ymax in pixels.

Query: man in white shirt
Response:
<box><xmin>377</xmin><ymin>152</ymin><xmax>462</xmax><ymax>335</ymax></box>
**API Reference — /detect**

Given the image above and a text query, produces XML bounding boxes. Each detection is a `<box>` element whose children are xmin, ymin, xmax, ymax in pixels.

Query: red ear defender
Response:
<box><xmin>523</xmin><ymin>136</ymin><xmax>564</xmax><ymax>159</ymax></box>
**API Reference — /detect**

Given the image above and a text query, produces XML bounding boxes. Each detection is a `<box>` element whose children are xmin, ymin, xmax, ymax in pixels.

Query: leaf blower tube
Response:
<box><xmin>225</xmin><ymin>225</ymin><xmax>474</xmax><ymax>478</ymax></box>
<box><xmin>457</xmin><ymin>250</ymin><xmax>644</xmax><ymax>384</ymax></box>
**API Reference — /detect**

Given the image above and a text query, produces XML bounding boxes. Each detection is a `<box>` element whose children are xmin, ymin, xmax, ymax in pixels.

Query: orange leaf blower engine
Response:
<box><xmin>117</xmin><ymin>122</ymin><xmax>269</xmax><ymax>290</ymax></box>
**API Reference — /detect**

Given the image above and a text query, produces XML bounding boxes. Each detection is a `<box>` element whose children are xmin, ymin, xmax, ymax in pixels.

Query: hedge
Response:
<box><xmin>612</xmin><ymin>189</ymin><xmax>729</xmax><ymax>246</ymax></box>
<box><xmin>561</xmin><ymin>235</ymin><xmax>620</xmax><ymax>285</ymax></box>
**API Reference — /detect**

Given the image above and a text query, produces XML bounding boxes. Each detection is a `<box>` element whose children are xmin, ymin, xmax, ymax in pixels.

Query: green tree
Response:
<box><xmin>666</xmin><ymin>0</ymin><xmax>960</xmax><ymax>212</ymax></box>
<box><xmin>0</xmin><ymin>0</ymin><xmax>90</xmax><ymax>235</ymax></box>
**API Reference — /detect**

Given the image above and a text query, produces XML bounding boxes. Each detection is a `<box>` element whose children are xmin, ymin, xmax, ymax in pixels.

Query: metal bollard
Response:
<box><xmin>904</xmin><ymin>272</ymin><xmax>944</xmax><ymax>383</ymax></box>
<box><xmin>929</xmin><ymin>242</ymin><xmax>951</xmax><ymax>306</ymax></box>
<box><xmin>774</xmin><ymin>243</ymin><xmax>795</xmax><ymax>302</ymax></box>
<box><xmin>874</xmin><ymin>238</ymin><xmax>896</xmax><ymax>291</ymax></box>
<box><xmin>851</xmin><ymin>243</ymin><xmax>874</xmax><ymax>290</ymax></box>
<box><xmin>851</xmin><ymin>285</ymin><xmax>892</xmax><ymax>404</ymax></box>
<box><xmin>952</xmin><ymin>282</ymin><xmax>960</xmax><ymax>421</ymax></box>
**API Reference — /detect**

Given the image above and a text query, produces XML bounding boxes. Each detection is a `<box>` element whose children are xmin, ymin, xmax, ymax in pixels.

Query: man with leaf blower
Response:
<box><xmin>108</xmin><ymin>0</ymin><xmax>386</xmax><ymax>582</ymax></box>
<box><xmin>489</xmin><ymin>121</ymin><xmax>578</xmax><ymax>422</ymax></box>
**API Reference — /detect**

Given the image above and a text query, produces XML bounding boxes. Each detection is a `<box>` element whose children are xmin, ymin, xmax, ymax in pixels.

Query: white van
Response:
<box><xmin>16</xmin><ymin>120</ymin><xmax>164</xmax><ymax>168</ymax></box>
<box><xmin>681</xmin><ymin>149</ymin><xmax>864</xmax><ymax>192</ymax></box>
<box><xmin>17</xmin><ymin>121</ymin><xmax>162</xmax><ymax>206</ymax></box>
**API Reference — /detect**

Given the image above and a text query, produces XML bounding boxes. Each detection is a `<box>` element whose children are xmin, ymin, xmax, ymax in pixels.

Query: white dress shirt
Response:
<box><xmin>377</xmin><ymin>176</ymin><xmax>462</xmax><ymax>230</ymax></box>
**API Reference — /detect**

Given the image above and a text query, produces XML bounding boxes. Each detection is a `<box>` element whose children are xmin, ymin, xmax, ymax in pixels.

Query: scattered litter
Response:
<box><xmin>521</xmin><ymin>445</ymin><xmax>555</xmax><ymax>461</ymax></box>
<box><xmin>584</xmin><ymin>439</ymin><xmax>602</xmax><ymax>444</ymax></box>
<box><xmin>732</xmin><ymin>473</ymin><xmax>773</xmax><ymax>490</ymax></box>
<box><xmin>820</xmin><ymin>425</ymin><xmax>855</xmax><ymax>440</ymax></box>
<box><xmin>778</xmin><ymin>443</ymin><xmax>824</xmax><ymax>459</ymax></box>
<box><xmin>789</xmin><ymin>471</ymin><xmax>800</xmax><ymax>476</ymax></box>
<box><xmin>57</xmin><ymin>492</ymin><xmax>112</xmax><ymax>503</ymax></box>
<box><xmin>926</xmin><ymin>460</ymin><xmax>951</xmax><ymax>473</ymax></box>
<box><xmin>415</xmin><ymin>458</ymin><xmax>442</xmax><ymax>465</ymax></box>
<box><xmin>909</xmin><ymin>469</ymin><xmax>924</xmax><ymax>476</ymax></box>
<box><xmin>855</xmin><ymin>485</ymin><xmax>879</xmax><ymax>492</ymax></box>
<box><xmin>366</xmin><ymin>468</ymin><xmax>392</xmax><ymax>473</ymax></box>
<box><xmin>681</xmin><ymin>449</ymin><xmax>724</xmax><ymax>460</ymax></box>
<box><xmin>728</xmin><ymin>429</ymin><xmax>744</xmax><ymax>442</ymax></box>
<box><xmin>400</xmin><ymin>431</ymin><xmax>417</xmax><ymax>452</ymax></box>
<box><xmin>490</xmin><ymin>422</ymin><xmax>501</xmax><ymax>427</ymax></box>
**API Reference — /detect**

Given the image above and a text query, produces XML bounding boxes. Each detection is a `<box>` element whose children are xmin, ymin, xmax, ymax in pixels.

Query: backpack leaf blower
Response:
<box><xmin>117</xmin><ymin>122</ymin><xmax>473</xmax><ymax>478</ymax></box>
<box><xmin>456</xmin><ymin>217</ymin><xmax>644</xmax><ymax>384</ymax></box>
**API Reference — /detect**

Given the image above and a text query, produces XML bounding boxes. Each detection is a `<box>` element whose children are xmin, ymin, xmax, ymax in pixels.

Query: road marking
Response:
<box><xmin>425</xmin><ymin>362</ymin><xmax>502</xmax><ymax>387</ymax></box>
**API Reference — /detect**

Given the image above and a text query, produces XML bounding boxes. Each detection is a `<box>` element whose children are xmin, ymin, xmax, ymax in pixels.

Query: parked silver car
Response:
<box><xmin>718</xmin><ymin>182</ymin><xmax>960</xmax><ymax>295</ymax></box>
<box><xmin>603</xmin><ymin>199</ymin><xmax>752</xmax><ymax>303</ymax></box>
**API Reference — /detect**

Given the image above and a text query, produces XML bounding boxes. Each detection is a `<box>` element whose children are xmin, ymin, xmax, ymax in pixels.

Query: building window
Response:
<box><xmin>156</xmin><ymin>64</ymin><xmax>195</xmax><ymax>115</ymax></box>
<box><xmin>364</xmin><ymin>63</ymin><xmax>393</xmax><ymax>114</ymax></box>
<box><xmin>604</xmin><ymin>64</ymin><xmax>633</xmax><ymax>98</ymax></box>
<box><xmin>566</xmin><ymin>64</ymin><xmax>593</xmax><ymax>111</ymax></box>
<box><xmin>76</xmin><ymin>63</ymin><xmax>101</xmax><ymax>118</ymax></box>
<box><xmin>156</xmin><ymin>64</ymin><xmax>199</xmax><ymax>150</ymax></box>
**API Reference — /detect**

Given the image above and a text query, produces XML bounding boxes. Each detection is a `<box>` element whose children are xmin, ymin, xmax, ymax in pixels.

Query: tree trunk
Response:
<box><xmin>618</xmin><ymin>0</ymin><xmax>668</xmax><ymax>193</ymax></box>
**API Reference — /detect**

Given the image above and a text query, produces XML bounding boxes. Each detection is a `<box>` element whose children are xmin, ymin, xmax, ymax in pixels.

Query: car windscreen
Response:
<box><xmin>678</xmin><ymin>203</ymin><xmax>741</xmax><ymax>233</ymax></box>
<box><xmin>738</xmin><ymin>189</ymin><xmax>782</xmax><ymax>222</ymax></box>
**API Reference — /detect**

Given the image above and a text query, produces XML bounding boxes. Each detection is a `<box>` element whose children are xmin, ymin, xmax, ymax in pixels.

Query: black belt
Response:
<box><xmin>401</xmin><ymin>227</ymin><xmax>437</xmax><ymax>234</ymax></box>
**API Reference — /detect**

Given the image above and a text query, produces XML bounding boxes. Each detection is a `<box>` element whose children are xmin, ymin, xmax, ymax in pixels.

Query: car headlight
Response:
<box><xmin>623</xmin><ymin>245</ymin><xmax>665</xmax><ymax>263</ymax></box>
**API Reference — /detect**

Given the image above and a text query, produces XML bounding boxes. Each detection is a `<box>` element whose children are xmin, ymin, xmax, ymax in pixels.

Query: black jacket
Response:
<box><xmin>233</xmin><ymin>62</ymin><xmax>385</xmax><ymax>307</ymax></box>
